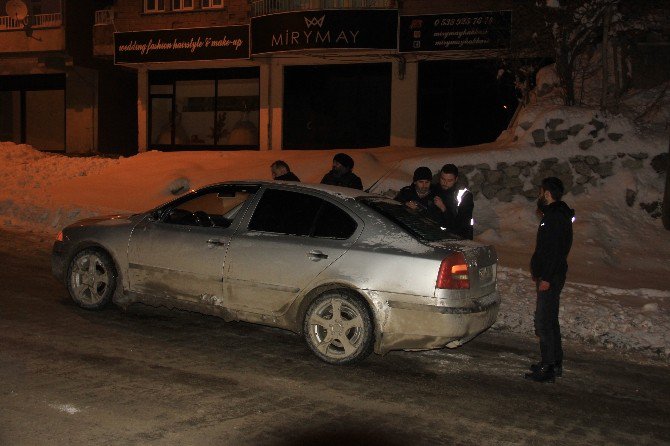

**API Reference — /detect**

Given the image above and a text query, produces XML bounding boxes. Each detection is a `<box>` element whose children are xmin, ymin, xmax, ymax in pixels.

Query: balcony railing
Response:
<box><xmin>0</xmin><ymin>12</ymin><xmax>62</xmax><ymax>30</ymax></box>
<box><xmin>95</xmin><ymin>9</ymin><xmax>114</xmax><ymax>26</ymax></box>
<box><xmin>251</xmin><ymin>0</ymin><xmax>396</xmax><ymax>17</ymax></box>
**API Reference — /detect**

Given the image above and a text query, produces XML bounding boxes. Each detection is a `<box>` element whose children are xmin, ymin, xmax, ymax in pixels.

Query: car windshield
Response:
<box><xmin>358</xmin><ymin>197</ymin><xmax>460</xmax><ymax>242</ymax></box>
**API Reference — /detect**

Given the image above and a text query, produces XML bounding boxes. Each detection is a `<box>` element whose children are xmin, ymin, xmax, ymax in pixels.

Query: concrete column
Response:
<box><xmin>269</xmin><ymin>60</ymin><xmax>284</xmax><ymax>150</ymax></box>
<box><xmin>137</xmin><ymin>67</ymin><xmax>148</xmax><ymax>153</ymax></box>
<box><xmin>259</xmin><ymin>62</ymin><xmax>270</xmax><ymax>151</ymax></box>
<box><xmin>390</xmin><ymin>58</ymin><xmax>417</xmax><ymax>147</ymax></box>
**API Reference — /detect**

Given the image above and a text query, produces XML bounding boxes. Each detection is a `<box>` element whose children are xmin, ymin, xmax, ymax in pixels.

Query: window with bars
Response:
<box><xmin>172</xmin><ymin>0</ymin><xmax>194</xmax><ymax>11</ymax></box>
<box><xmin>202</xmin><ymin>0</ymin><xmax>224</xmax><ymax>9</ymax></box>
<box><xmin>145</xmin><ymin>0</ymin><xmax>166</xmax><ymax>13</ymax></box>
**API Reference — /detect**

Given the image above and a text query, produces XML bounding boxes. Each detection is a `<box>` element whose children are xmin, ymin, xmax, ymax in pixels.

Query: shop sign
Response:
<box><xmin>251</xmin><ymin>10</ymin><xmax>398</xmax><ymax>54</ymax></box>
<box><xmin>399</xmin><ymin>11</ymin><xmax>511</xmax><ymax>52</ymax></box>
<box><xmin>114</xmin><ymin>26</ymin><xmax>249</xmax><ymax>63</ymax></box>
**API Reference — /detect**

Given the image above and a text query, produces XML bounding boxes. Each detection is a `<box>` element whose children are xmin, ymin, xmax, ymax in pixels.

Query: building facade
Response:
<box><xmin>0</xmin><ymin>0</ymin><xmax>137</xmax><ymax>153</ymax></box>
<box><xmin>92</xmin><ymin>0</ymin><xmax>528</xmax><ymax>153</ymax></box>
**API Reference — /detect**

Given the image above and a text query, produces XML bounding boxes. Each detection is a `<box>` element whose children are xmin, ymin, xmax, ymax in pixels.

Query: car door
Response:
<box><xmin>225</xmin><ymin>187</ymin><xmax>360</xmax><ymax>314</ymax></box>
<box><xmin>127</xmin><ymin>185</ymin><xmax>258</xmax><ymax>306</ymax></box>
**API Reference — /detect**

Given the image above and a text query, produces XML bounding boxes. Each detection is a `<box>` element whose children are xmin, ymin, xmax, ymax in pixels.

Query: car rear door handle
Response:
<box><xmin>307</xmin><ymin>250</ymin><xmax>328</xmax><ymax>261</ymax></box>
<box><xmin>206</xmin><ymin>239</ymin><xmax>226</xmax><ymax>247</ymax></box>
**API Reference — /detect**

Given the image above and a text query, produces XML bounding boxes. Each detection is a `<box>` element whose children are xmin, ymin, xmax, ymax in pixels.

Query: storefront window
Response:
<box><xmin>149</xmin><ymin>68</ymin><xmax>259</xmax><ymax>150</ymax></box>
<box><xmin>176</xmin><ymin>79</ymin><xmax>215</xmax><ymax>146</ymax></box>
<box><xmin>151</xmin><ymin>97</ymin><xmax>173</xmax><ymax>145</ymax></box>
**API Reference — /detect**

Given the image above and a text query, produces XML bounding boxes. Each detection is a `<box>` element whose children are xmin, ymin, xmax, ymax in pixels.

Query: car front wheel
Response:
<box><xmin>67</xmin><ymin>249</ymin><xmax>117</xmax><ymax>310</ymax></box>
<box><xmin>303</xmin><ymin>291</ymin><xmax>374</xmax><ymax>365</ymax></box>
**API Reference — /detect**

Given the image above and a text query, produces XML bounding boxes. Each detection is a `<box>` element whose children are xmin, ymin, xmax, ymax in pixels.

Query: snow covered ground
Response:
<box><xmin>1</xmin><ymin>104</ymin><xmax>669</xmax><ymax>363</ymax></box>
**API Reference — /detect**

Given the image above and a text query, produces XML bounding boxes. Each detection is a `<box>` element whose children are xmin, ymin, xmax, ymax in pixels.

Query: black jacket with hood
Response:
<box><xmin>530</xmin><ymin>200</ymin><xmax>575</xmax><ymax>285</ymax></box>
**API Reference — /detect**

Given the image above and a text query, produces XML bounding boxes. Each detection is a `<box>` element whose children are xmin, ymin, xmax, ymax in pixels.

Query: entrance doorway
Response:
<box><xmin>0</xmin><ymin>74</ymin><xmax>65</xmax><ymax>151</ymax></box>
<box><xmin>283</xmin><ymin>63</ymin><xmax>391</xmax><ymax>149</ymax></box>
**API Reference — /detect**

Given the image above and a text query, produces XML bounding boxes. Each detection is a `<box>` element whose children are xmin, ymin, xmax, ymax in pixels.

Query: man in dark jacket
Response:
<box><xmin>525</xmin><ymin>176</ymin><xmax>574</xmax><ymax>383</ymax></box>
<box><xmin>320</xmin><ymin>153</ymin><xmax>363</xmax><ymax>190</ymax></box>
<box><xmin>394</xmin><ymin>167</ymin><xmax>441</xmax><ymax>219</ymax></box>
<box><xmin>433</xmin><ymin>164</ymin><xmax>474</xmax><ymax>239</ymax></box>
<box><xmin>271</xmin><ymin>160</ymin><xmax>300</xmax><ymax>181</ymax></box>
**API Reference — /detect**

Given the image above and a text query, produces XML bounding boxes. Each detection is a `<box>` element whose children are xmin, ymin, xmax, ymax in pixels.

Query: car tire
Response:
<box><xmin>66</xmin><ymin>249</ymin><xmax>117</xmax><ymax>310</ymax></box>
<box><xmin>303</xmin><ymin>291</ymin><xmax>374</xmax><ymax>365</ymax></box>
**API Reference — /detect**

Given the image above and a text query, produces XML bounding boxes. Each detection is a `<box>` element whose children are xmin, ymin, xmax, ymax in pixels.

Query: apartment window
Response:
<box><xmin>172</xmin><ymin>0</ymin><xmax>194</xmax><ymax>11</ymax></box>
<box><xmin>202</xmin><ymin>0</ymin><xmax>223</xmax><ymax>9</ymax></box>
<box><xmin>145</xmin><ymin>0</ymin><xmax>166</xmax><ymax>13</ymax></box>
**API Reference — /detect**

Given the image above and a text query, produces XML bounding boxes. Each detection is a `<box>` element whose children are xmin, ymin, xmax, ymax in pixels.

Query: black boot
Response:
<box><xmin>530</xmin><ymin>362</ymin><xmax>562</xmax><ymax>377</ymax></box>
<box><xmin>524</xmin><ymin>364</ymin><xmax>555</xmax><ymax>383</ymax></box>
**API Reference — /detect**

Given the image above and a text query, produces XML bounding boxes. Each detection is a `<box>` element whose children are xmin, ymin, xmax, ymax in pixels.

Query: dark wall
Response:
<box><xmin>98</xmin><ymin>67</ymin><xmax>138</xmax><ymax>155</ymax></box>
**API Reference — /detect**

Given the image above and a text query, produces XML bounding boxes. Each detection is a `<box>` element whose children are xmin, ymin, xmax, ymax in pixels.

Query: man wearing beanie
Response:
<box><xmin>394</xmin><ymin>167</ymin><xmax>439</xmax><ymax>219</ymax></box>
<box><xmin>320</xmin><ymin>153</ymin><xmax>363</xmax><ymax>190</ymax></box>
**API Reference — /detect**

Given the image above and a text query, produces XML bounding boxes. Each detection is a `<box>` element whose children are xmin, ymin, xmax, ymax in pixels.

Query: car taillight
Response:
<box><xmin>436</xmin><ymin>252</ymin><xmax>470</xmax><ymax>289</ymax></box>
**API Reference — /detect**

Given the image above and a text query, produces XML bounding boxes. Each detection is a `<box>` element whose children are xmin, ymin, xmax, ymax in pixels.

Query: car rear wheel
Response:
<box><xmin>303</xmin><ymin>291</ymin><xmax>374</xmax><ymax>365</ymax></box>
<box><xmin>67</xmin><ymin>249</ymin><xmax>117</xmax><ymax>310</ymax></box>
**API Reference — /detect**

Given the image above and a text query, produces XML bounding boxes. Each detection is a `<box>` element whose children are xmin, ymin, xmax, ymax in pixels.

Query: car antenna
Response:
<box><xmin>364</xmin><ymin>161</ymin><xmax>400</xmax><ymax>194</ymax></box>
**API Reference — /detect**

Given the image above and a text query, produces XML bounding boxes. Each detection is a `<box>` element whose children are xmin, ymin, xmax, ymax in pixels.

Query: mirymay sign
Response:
<box><xmin>399</xmin><ymin>11</ymin><xmax>512</xmax><ymax>53</ymax></box>
<box><xmin>114</xmin><ymin>26</ymin><xmax>250</xmax><ymax>63</ymax></box>
<box><xmin>251</xmin><ymin>10</ymin><xmax>398</xmax><ymax>54</ymax></box>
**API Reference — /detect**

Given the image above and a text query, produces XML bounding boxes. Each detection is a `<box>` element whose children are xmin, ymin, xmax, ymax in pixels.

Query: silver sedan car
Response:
<box><xmin>52</xmin><ymin>181</ymin><xmax>499</xmax><ymax>364</ymax></box>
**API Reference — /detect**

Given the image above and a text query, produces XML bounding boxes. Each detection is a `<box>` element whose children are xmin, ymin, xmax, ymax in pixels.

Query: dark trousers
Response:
<box><xmin>534</xmin><ymin>278</ymin><xmax>564</xmax><ymax>366</ymax></box>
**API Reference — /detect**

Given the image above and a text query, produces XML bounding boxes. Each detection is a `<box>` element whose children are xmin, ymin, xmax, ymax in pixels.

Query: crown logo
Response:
<box><xmin>304</xmin><ymin>15</ymin><xmax>325</xmax><ymax>28</ymax></box>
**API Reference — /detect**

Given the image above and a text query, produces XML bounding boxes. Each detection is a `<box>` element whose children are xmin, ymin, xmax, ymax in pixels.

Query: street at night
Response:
<box><xmin>1</xmin><ymin>229</ymin><xmax>669</xmax><ymax>445</ymax></box>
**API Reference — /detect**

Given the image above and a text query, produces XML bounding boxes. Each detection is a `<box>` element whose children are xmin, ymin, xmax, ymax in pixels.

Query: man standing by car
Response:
<box><xmin>433</xmin><ymin>164</ymin><xmax>474</xmax><ymax>239</ymax></box>
<box><xmin>321</xmin><ymin>153</ymin><xmax>363</xmax><ymax>190</ymax></box>
<box><xmin>271</xmin><ymin>160</ymin><xmax>300</xmax><ymax>181</ymax></box>
<box><xmin>395</xmin><ymin>167</ymin><xmax>440</xmax><ymax>219</ymax></box>
<box><xmin>525</xmin><ymin>177</ymin><xmax>574</xmax><ymax>383</ymax></box>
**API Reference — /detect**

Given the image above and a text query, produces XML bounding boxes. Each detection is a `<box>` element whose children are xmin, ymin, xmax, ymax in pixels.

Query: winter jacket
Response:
<box><xmin>275</xmin><ymin>172</ymin><xmax>300</xmax><ymax>181</ymax></box>
<box><xmin>394</xmin><ymin>185</ymin><xmax>441</xmax><ymax>221</ymax></box>
<box><xmin>530</xmin><ymin>201</ymin><xmax>574</xmax><ymax>285</ymax></box>
<box><xmin>320</xmin><ymin>170</ymin><xmax>363</xmax><ymax>190</ymax></box>
<box><xmin>435</xmin><ymin>185</ymin><xmax>474</xmax><ymax>240</ymax></box>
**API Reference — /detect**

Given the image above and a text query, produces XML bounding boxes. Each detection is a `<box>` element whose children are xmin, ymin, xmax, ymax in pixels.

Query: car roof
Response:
<box><xmin>206</xmin><ymin>180</ymin><xmax>376</xmax><ymax>200</ymax></box>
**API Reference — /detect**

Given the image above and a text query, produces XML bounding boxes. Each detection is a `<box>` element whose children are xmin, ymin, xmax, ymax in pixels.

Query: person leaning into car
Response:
<box><xmin>433</xmin><ymin>164</ymin><xmax>474</xmax><ymax>240</ymax></box>
<box><xmin>394</xmin><ymin>167</ymin><xmax>441</xmax><ymax>219</ymax></box>
<box><xmin>525</xmin><ymin>177</ymin><xmax>574</xmax><ymax>384</ymax></box>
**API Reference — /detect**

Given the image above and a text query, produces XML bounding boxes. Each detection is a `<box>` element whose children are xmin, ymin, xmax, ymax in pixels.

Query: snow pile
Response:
<box><xmin>495</xmin><ymin>267</ymin><xmax>670</xmax><ymax>359</ymax></box>
<box><xmin>1</xmin><ymin>103</ymin><xmax>669</xmax><ymax>362</ymax></box>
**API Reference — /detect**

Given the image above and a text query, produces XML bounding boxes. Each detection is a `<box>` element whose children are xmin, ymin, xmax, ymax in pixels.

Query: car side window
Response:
<box><xmin>249</xmin><ymin>189</ymin><xmax>321</xmax><ymax>236</ymax></box>
<box><xmin>249</xmin><ymin>189</ymin><xmax>357</xmax><ymax>239</ymax></box>
<box><xmin>312</xmin><ymin>201</ymin><xmax>357</xmax><ymax>239</ymax></box>
<box><xmin>162</xmin><ymin>190</ymin><xmax>252</xmax><ymax>228</ymax></box>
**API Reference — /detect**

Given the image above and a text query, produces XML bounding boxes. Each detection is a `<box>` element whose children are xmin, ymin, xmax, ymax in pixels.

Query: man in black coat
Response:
<box><xmin>525</xmin><ymin>177</ymin><xmax>574</xmax><ymax>383</ymax></box>
<box><xmin>394</xmin><ymin>167</ymin><xmax>441</xmax><ymax>220</ymax></box>
<box><xmin>271</xmin><ymin>160</ymin><xmax>300</xmax><ymax>181</ymax></box>
<box><xmin>320</xmin><ymin>153</ymin><xmax>363</xmax><ymax>190</ymax></box>
<box><xmin>433</xmin><ymin>164</ymin><xmax>474</xmax><ymax>239</ymax></box>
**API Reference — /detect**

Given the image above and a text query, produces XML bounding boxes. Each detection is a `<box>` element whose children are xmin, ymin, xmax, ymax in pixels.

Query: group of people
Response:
<box><xmin>270</xmin><ymin>154</ymin><xmax>573</xmax><ymax>384</ymax></box>
<box><xmin>394</xmin><ymin>164</ymin><xmax>474</xmax><ymax>240</ymax></box>
<box><xmin>270</xmin><ymin>152</ymin><xmax>363</xmax><ymax>190</ymax></box>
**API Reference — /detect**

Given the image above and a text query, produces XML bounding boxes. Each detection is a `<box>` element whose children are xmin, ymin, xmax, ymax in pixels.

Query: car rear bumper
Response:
<box><xmin>375</xmin><ymin>291</ymin><xmax>500</xmax><ymax>354</ymax></box>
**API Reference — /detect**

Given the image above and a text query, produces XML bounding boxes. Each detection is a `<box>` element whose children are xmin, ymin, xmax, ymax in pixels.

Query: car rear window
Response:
<box><xmin>359</xmin><ymin>197</ymin><xmax>460</xmax><ymax>242</ymax></box>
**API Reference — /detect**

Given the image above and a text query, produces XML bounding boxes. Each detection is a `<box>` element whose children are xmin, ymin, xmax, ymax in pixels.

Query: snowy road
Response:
<box><xmin>1</xmin><ymin>229</ymin><xmax>669</xmax><ymax>445</ymax></box>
